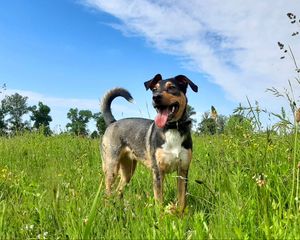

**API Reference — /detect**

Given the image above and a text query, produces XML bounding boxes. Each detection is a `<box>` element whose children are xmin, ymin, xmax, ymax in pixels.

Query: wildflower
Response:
<box><xmin>83</xmin><ymin>218</ymin><xmax>88</xmax><ymax>225</ymax></box>
<box><xmin>253</xmin><ymin>173</ymin><xmax>267</xmax><ymax>187</ymax></box>
<box><xmin>257</xmin><ymin>178</ymin><xmax>267</xmax><ymax>187</ymax></box>
<box><xmin>135</xmin><ymin>194</ymin><xmax>142</xmax><ymax>200</ymax></box>
<box><xmin>145</xmin><ymin>203</ymin><xmax>153</xmax><ymax>208</ymax></box>
<box><xmin>22</xmin><ymin>224</ymin><xmax>34</xmax><ymax>231</ymax></box>
<box><xmin>267</xmin><ymin>145</ymin><xmax>274</xmax><ymax>152</ymax></box>
<box><xmin>186</xmin><ymin>230</ymin><xmax>196</xmax><ymax>240</ymax></box>
<box><xmin>37</xmin><ymin>232</ymin><xmax>48</xmax><ymax>240</ymax></box>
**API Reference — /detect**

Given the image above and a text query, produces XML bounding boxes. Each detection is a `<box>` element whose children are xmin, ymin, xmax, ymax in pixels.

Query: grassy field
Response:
<box><xmin>0</xmin><ymin>132</ymin><xmax>300</xmax><ymax>239</ymax></box>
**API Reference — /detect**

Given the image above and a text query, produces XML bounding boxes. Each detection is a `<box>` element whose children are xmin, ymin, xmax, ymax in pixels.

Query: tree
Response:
<box><xmin>0</xmin><ymin>100</ymin><xmax>8</xmax><ymax>135</ymax></box>
<box><xmin>29</xmin><ymin>102</ymin><xmax>52</xmax><ymax>135</ymax></box>
<box><xmin>186</xmin><ymin>104</ymin><xmax>197</xmax><ymax>128</ymax></box>
<box><xmin>196</xmin><ymin>106</ymin><xmax>228</xmax><ymax>135</ymax></box>
<box><xmin>0</xmin><ymin>83</ymin><xmax>7</xmax><ymax>135</ymax></box>
<box><xmin>197</xmin><ymin>111</ymin><xmax>217</xmax><ymax>135</ymax></box>
<box><xmin>2</xmin><ymin>93</ymin><xmax>30</xmax><ymax>133</ymax></box>
<box><xmin>198</xmin><ymin>118</ymin><xmax>217</xmax><ymax>135</ymax></box>
<box><xmin>216</xmin><ymin>114</ymin><xmax>228</xmax><ymax>134</ymax></box>
<box><xmin>66</xmin><ymin>108</ymin><xmax>93</xmax><ymax>136</ymax></box>
<box><xmin>93</xmin><ymin>112</ymin><xmax>106</xmax><ymax>136</ymax></box>
<box><xmin>186</xmin><ymin>105</ymin><xmax>196</xmax><ymax>118</ymax></box>
<box><xmin>0</xmin><ymin>83</ymin><xmax>6</xmax><ymax>94</ymax></box>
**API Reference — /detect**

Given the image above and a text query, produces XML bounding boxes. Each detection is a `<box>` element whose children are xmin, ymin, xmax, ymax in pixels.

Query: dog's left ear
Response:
<box><xmin>144</xmin><ymin>74</ymin><xmax>162</xmax><ymax>90</ymax></box>
<box><xmin>175</xmin><ymin>75</ymin><xmax>198</xmax><ymax>92</ymax></box>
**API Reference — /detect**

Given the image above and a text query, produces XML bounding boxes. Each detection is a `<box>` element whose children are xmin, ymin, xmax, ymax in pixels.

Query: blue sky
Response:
<box><xmin>1</xmin><ymin>0</ymin><xmax>300</xmax><ymax>132</ymax></box>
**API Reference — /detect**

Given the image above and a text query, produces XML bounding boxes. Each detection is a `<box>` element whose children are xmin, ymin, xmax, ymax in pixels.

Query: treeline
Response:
<box><xmin>0</xmin><ymin>92</ymin><xmax>106</xmax><ymax>137</ymax></box>
<box><xmin>0</xmin><ymin>90</ymin><xmax>294</xmax><ymax>138</ymax></box>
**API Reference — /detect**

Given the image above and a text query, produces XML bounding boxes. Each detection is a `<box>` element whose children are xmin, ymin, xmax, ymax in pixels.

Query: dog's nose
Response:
<box><xmin>153</xmin><ymin>93</ymin><xmax>162</xmax><ymax>102</ymax></box>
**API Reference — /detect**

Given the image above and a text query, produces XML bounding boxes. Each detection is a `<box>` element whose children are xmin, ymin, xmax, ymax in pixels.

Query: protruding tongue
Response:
<box><xmin>155</xmin><ymin>109</ymin><xmax>169</xmax><ymax>128</ymax></box>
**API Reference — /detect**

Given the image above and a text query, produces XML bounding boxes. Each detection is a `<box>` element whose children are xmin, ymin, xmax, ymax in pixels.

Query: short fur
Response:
<box><xmin>101</xmin><ymin>74</ymin><xmax>198</xmax><ymax>212</ymax></box>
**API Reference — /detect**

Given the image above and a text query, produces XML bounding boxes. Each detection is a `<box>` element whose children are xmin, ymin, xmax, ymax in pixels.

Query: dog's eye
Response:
<box><xmin>167</xmin><ymin>85</ymin><xmax>176</xmax><ymax>92</ymax></box>
<box><xmin>152</xmin><ymin>87</ymin><xmax>158</xmax><ymax>92</ymax></box>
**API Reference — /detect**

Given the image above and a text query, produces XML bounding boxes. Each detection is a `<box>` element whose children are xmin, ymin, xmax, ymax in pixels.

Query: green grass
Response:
<box><xmin>0</xmin><ymin>132</ymin><xmax>300</xmax><ymax>239</ymax></box>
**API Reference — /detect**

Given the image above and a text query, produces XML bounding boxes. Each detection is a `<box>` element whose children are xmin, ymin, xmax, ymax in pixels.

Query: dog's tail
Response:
<box><xmin>101</xmin><ymin>88</ymin><xmax>134</xmax><ymax>126</ymax></box>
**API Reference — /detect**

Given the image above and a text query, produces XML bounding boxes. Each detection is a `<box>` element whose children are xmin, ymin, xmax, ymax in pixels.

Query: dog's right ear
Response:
<box><xmin>144</xmin><ymin>74</ymin><xmax>162</xmax><ymax>90</ymax></box>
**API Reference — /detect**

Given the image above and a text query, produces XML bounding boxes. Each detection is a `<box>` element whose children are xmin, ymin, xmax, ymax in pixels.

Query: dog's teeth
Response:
<box><xmin>172</xmin><ymin>106</ymin><xmax>175</xmax><ymax>113</ymax></box>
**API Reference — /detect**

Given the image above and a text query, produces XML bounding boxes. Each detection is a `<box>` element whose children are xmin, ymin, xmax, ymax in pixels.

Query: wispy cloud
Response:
<box><xmin>2</xmin><ymin>88</ymin><xmax>101</xmax><ymax>110</ymax></box>
<box><xmin>82</xmin><ymin>0</ymin><xmax>300</xmax><ymax>109</ymax></box>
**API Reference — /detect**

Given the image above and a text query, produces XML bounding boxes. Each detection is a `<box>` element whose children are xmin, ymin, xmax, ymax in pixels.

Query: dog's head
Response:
<box><xmin>144</xmin><ymin>74</ymin><xmax>198</xmax><ymax>128</ymax></box>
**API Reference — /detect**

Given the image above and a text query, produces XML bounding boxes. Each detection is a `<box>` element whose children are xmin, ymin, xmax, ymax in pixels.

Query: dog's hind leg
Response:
<box><xmin>104</xmin><ymin>161</ymin><xmax>120</xmax><ymax>196</ymax></box>
<box><xmin>117</xmin><ymin>157</ymin><xmax>137</xmax><ymax>197</ymax></box>
<box><xmin>102</xmin><ymin>147</ymin><xmax>121</xmax><ymax>195</ymax></box>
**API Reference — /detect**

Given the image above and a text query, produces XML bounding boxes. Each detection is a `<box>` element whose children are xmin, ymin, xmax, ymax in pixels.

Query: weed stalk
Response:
<box><xmin>0</xmin><ymin>201</ymin><xmax>6</xmax><ymax>239</ymax></box>
<box><xmin>293</xmin><ymin>121</ymin><xmax>300</xmax><ymax>211</ymax></box>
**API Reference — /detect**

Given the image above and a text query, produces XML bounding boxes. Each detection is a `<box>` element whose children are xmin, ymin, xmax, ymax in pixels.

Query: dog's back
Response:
<box><xmin>102</xmin><ymin>117</ymin><xmax>153</xmax><ymax>160</ymax></box>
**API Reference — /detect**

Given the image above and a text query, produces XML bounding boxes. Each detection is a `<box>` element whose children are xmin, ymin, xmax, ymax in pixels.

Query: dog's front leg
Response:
<box><xmin>178</xmin><ymin>149</ymin><xmax>192</xmax><ymax>212</ymax></box>
<box><xmin>152</xmin><ymin>169</ymin><xmax>164</xmax><ymax>204</ymax></box>
<box><xmin>177</xmin><ymin>168</ymin><xmax>189</xmax><ymax>212</ymax></box>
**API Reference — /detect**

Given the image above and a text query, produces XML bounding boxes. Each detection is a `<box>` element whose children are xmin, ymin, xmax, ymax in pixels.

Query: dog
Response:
<box><xmin>100</xmin><ymin>74</ymin><xmax>198</xmax><ymax>211</ymax></box>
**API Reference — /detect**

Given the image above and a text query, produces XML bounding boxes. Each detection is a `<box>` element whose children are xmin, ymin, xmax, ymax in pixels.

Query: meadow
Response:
<box><xmin>0</xmin><ymin>131</ymin><xmax>300</xmax><ymax>239</ymax></box>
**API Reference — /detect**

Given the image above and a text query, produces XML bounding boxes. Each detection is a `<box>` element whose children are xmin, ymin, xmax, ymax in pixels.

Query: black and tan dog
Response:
<box><xmin>101</xmin><ymin>74</ymin><xmax>198</xmax><ymax>211</ymax></box>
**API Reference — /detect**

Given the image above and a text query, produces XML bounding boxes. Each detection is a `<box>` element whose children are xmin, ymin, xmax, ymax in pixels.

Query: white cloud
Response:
<box><xmin>83</xmin><ymin>0</ymin><xmax>300</xmax><ymax>111</ymax></box>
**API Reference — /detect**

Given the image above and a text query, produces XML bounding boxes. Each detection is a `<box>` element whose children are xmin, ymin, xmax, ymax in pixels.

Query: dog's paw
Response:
<box><xmin>164</xmin><ymin>202</ymin><xmax>178</xmax><ymax>214</ymax></box>
<box><xmin>165</xmin><ymin>202</ymin><xmax>188</xmax><ymax>216</ymax></box>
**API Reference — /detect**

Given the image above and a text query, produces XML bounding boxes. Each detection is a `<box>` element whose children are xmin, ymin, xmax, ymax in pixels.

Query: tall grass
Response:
<box><xmin>0</xmin><ymin>131</ymin><xmax>299</xmax><ymax>239</ymax></box>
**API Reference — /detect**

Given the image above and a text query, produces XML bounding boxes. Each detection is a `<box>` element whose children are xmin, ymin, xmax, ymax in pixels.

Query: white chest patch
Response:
<box><xmin>157</xmin><ymin>129</ymin><xmax>190</xmax><ymax>173</ymax></box>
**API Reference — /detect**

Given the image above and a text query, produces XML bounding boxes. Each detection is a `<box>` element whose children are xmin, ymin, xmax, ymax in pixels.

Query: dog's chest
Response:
<box><xmin>156</xmin><ymin>129</ymin><xmax>190</xmax><ymax>173</ymax></box>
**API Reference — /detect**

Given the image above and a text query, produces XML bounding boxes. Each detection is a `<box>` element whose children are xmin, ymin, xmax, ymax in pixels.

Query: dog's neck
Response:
<box><xmin>164</xmin><ymin>111</ymin><xmax>192</xmax><ymax>132</ymax></box>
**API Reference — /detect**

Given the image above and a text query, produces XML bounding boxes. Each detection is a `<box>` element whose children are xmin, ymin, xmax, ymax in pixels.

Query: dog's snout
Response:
<box><xmin>152</xmin><ymin>93</ymin><xmax>163</xmax><ymax>102</ymax></box>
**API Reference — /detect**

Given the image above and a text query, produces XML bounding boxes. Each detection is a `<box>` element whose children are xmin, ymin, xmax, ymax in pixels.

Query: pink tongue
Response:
<box><xmin>155</xmin><ymin>109</ymin><xmax>169</xmax><ymax>128</ymax></box>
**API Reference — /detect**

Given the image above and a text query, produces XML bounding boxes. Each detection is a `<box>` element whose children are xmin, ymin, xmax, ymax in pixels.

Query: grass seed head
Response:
<box><xmin>295</xmin><ymin>108</ymin><xmax>300</xmax><ymax>123</ymax></box>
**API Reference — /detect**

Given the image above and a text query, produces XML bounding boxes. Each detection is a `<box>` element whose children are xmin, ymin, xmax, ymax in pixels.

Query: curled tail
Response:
<box><xmin>101</xmin><ymin>88</ymin><xmax>134</xmax><ymax>126</ymax></box>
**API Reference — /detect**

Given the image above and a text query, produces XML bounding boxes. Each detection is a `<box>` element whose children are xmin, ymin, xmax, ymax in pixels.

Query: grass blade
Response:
<box><xmin>83</xmin><ymin>179</ymin><xmax>103</xmax><ymax>239</ymax></box>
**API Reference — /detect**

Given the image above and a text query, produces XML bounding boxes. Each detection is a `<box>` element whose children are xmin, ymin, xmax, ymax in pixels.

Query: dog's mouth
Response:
<box><xmin>154</xmin><ymin>102</ymin><xmax>179</xmax><ymax>128</ymax></box>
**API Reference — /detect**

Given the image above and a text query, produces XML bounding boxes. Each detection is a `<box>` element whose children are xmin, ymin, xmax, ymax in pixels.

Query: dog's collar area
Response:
<box><xmin>165</xmin><ymin>118</ymin><xmax>192</xmax><ymax>130</ymax></box>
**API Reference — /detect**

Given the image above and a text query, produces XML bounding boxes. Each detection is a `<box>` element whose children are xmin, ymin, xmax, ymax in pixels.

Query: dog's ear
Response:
<box><xmin>174</xmin><ymin>75</ymin><xmax>198</xmax><ymax>92</ymax></box>
<box><xmin>144</xmin><ymin>74</ymin><xmax>162</xmax><ymax>90</ymax></box>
